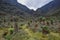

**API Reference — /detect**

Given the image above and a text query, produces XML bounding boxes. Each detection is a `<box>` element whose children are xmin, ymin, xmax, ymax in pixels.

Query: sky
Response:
<box><xmin>17</xmin><ymin>0</ymin><xmax>53</xmax><ymax>10</ymax></box>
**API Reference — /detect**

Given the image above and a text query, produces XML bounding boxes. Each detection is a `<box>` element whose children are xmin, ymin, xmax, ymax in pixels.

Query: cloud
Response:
<box><xmin>17</xmin><ymin>0</ymin><xmax>53</xmax><ymax>10</ymax></box>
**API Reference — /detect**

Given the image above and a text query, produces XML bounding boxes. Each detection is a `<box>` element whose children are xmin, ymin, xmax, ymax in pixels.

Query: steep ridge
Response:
<box><xmin>0</xmin><ymin>0</ymin><xmax>34</xmax><ymax>20</ymax></box>
<box><xmin>36</xmin><ymin>0</ymin><xmax>60</xmax><ymax>16</ymax></box>
<box><xmin>0</xmin><ymin>0</ymin><xmax>32</xmax><ymax>13</ymax></box>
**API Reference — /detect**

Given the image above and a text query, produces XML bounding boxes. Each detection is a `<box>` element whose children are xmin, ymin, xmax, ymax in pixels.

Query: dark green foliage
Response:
<box><xmin>28</xmin><ymin>22</ymin><xmax>30</xmax><ymax>26</ymax></box>
<box><xmin>50</xmin><ymin>20</ymin><xmax>53</xmax><ymax>25</ymax></box>
<box><xmin>10</xmin><ymin>29</ymin><xmax>14</xmax><ymax>34</ymax></box>
<box><xmin>30</xmin><ymin>20</ymin><xmax>32</xmax><ymax>23</ymax></box>
<box><xmin>20</xmin><ymin>24</ymin><xmax>24</xmax><ymax>26</ymax></box>
<box><xmin>42</xmin><ymin>26</ymin><xmax>50</xmax><ymax>34</ymax></box>
<box><xmin>3</xmin><ymin>31</ymin><xmax>8</xmax><ymax>38</ymax></box>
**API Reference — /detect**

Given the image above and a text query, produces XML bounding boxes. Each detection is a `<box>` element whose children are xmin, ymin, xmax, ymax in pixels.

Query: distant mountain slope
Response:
<box><xmin>52</xmin><ymin>9</ymin><xmax>60</xmax><ymax>16</ymax></box>
<box><xmin>0</xmin><ymin>0</ymin><xmax>34</xmax><ymax>20</ymax></box>
<box><xmin>0</xmin><ymin>0</ymin><xmax>32</xmax><ymax>14</ymax></box>
<box><xmin>36</xmin><ymin>0</ymin><xmax>60</xmax><ymax>16</ymax></box>
<box><xmin>0</xmin><ymin>0</ymin><xmax>60</xmax><ymax>17</ymax></box>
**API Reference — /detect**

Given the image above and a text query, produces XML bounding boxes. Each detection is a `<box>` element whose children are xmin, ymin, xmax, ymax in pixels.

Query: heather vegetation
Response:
<box><xmin>0</xmin><ymin>15</ymin><xmax>60</xmax><ymax>40</ymax></box>
<box><xmin>0</xmin><ymin>0</ymin><xmax>60</xmax><ymax>40</ymax></box>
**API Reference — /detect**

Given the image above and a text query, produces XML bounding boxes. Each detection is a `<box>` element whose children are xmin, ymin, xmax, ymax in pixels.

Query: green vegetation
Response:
<box><xmin>0</xmin><ymin>15</ymin><xmax>60</xmax><ymax>40</ymax></box>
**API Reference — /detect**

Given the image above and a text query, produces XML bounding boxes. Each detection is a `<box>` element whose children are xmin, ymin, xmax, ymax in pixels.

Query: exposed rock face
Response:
<box><xmin>36</xmin><ymin>0</ymin><xmax>60</xmax><ymax>16</ymax></box>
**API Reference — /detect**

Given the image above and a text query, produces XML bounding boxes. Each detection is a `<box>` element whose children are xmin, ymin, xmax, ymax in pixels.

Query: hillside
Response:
<box><xmin>0</xmin><ymin>0</ymin><xmax>60</xmax><ymax>40</ymax></box>
<box><xmin>36</xmin><ymin>0</ymin><xmax>60</xmax><ymax>16</ymax></box>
